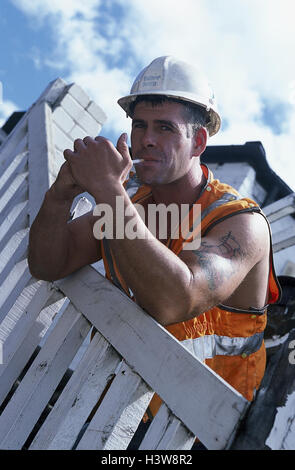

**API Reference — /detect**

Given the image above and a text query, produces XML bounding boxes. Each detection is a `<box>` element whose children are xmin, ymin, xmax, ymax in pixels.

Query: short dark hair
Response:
<box><xmin>129</xmin><ymin>94</ymin><xmax>209</xmax><ymax>136</ymax></box>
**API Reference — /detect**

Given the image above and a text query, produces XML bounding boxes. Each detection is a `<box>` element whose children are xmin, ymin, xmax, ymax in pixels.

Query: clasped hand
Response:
<box><xmin>63</xmin><ymin>133</ymin><xmax>132</xmax><ymax>201</ymax></box>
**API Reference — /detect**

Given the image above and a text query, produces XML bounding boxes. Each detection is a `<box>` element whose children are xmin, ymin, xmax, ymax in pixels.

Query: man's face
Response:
<box><xmin>130</xmin><ymin>101</ymin><xmax>197</xmax><ymax>186</ymax></box>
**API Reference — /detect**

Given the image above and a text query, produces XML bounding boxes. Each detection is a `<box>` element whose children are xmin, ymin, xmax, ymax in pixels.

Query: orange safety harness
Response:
<box><xmin>100</xmin><ymin>164</ymin><xmax>281</xmax><ymax>413</ymax></box>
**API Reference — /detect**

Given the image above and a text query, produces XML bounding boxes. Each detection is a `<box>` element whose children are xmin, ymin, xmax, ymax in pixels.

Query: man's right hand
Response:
<box><xmin>51</xmin><ymin>162</ymin><xmax>84</xmax><ymax>203</ymax></box>
<box><xmin>28</xmin><ymin>159</ymin><xmax>102</xmax><ymax>281</ymax></box>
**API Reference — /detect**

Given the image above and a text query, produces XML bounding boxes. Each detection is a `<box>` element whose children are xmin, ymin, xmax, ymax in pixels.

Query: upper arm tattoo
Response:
<box><xmin>192</xmin><ymin>231</ymin><xmax>246</xmax><ymax>290</ymax></box>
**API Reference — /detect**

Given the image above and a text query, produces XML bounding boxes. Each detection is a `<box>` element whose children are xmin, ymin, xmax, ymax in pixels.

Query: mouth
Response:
<box><xmin>134</xmin><ymin>159</ymin><xmax>161</xmax><ymax>167</ymax></box>
<box><xmin>133</xmin><ymin>156</ymin><xmax>161</xmax><ymax>164</ymax></box>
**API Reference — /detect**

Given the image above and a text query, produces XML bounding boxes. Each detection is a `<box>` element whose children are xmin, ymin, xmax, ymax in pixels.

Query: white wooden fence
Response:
<box><xmin>0</xmin><ymin>79</ymin><xmax>294</xmax><ymax>450</ymax></box>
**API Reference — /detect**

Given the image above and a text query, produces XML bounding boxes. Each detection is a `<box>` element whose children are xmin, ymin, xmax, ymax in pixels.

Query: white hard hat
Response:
<box><xmin>118</xmin><ymin>56</ymin><xmax>221</xmax><ymax>137</ymax></box>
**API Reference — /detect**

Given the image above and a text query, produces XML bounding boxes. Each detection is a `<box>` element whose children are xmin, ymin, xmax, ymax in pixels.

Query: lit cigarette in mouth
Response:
<box><xmin>132</xmin><ymin>159</ymin><xmax>144</xmax><ymax>164</ymax></box>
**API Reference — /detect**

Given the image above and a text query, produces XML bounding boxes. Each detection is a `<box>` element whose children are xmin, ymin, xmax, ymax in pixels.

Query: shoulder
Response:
<box><xmin>200</xmin><ymin>210</ymin><xmax>269</xmax><ymax>263</ymax></box>
<box><xmin>181</xmin><ymin>210</ymin><xmax>269</xmax><ymax>270</ymax></box>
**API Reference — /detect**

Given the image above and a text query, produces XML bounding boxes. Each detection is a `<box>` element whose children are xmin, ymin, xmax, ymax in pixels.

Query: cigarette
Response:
<box><xmin>132</xmin><ymin>159</ymin><xmax>144</xmax><ymax>164</ymax></box>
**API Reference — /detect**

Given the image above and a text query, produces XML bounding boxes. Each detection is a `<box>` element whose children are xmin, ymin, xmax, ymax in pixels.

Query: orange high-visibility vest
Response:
<box><xmin>100</xmin><ymin>164</ymin><xmax>281</xmax><ymax>409</ymax></box>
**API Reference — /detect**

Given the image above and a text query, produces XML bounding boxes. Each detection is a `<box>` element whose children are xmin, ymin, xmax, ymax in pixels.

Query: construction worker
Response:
<box><xmin>28</xmin><ymin>56</ymin><xmax>281</xmax><ymax>448</ymax></box>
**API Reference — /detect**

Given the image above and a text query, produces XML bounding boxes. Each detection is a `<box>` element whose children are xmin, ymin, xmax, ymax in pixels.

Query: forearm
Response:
<box><xmin>28</xmin><ymin>186</ymin><xmax>73</xmax><ymax>280</ymax></box>
<box><xmin>95</xmin><ymin>185</ymin><xmax>194</xmax><ymax>325</ymax></box>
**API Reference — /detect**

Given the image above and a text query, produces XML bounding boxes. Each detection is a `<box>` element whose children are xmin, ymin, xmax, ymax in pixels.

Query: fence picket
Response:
<box><xmin>0</xmin><ymin>151</ymin><xmax>28</xmax><ymax>199</ymax></box>
<box><xmin>0</xmin><ymin>281</ymin><xmax>64</xmax><ymax>405</ymax></box>
<box><xmin>32</xmin><ymin>332</ymin><xmax>122</xmax><ymax>450</ymax></box>
<box><xmin>0</xmin><ymin>229</ymin><xmax>29</xmax><ymax>285</ymax></box>
<box><xmin>0</xmin><ymin>201</ymin><xmax>28</xmax><ymax>253</ymax></box>
<box><xmin>0</xmin><ymin>260</ymin><xmax>31</xmax><ymax>323</ymax></box>
<box><xmin>0</xmin><ymin>302</ymin><xmax>90</xmax><ymax>449</ymax></box>
<box><xmin>0</xmin><ymin>172</ymin><xmax>28</xmax><ymax>220</ymax></box>
<box><xmin>139</xmin><ymin>404</ymin><xmax>195</xmax><ymax>450</ymax></box>
<box><xmin>76</xmin><ymin>361</ymin><xmax>153</xmax><ymax>450</ymax></box>
<box><xmin>56</xmin><ymin>266</ymin><xmax>248</xmax><ymax>450</ymax></box>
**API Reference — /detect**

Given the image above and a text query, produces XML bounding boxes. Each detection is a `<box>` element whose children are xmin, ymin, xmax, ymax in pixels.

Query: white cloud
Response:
<box><xmin>0</xmin><ymin>99</ymin><xmax>18</xmax><ymax>127</ymax></box>
<box><xmin>12</xmin><ymin>0</ymin><xmax>100</xmax><ymax>20</ymax></box>
<box><xmin>10</xmin><ymin>0</ymin><xmax>295</xmax><ymax>189</ymax></box>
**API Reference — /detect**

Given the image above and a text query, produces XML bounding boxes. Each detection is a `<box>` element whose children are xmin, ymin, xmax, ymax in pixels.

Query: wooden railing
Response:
<box><xmin>0</xmin><ymin>78</ymin><xmax>294</xmax><ymax>450</ymax></box>
<box><xmin>0</xmin><ymin>264</ymin><xmax>249</xmax><ymax>450</ymax></box>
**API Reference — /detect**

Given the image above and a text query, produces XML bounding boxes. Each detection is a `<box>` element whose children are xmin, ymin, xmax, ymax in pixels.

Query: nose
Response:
<box><xmin>141</xmin><ymin>128</ymin><xmax>157</xmax><ymax>148</ymax></box>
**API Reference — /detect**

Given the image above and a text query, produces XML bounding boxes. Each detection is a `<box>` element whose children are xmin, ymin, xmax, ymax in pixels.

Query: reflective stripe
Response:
<box><xmin>181</xmin><ymin>331</ymin><xmax>264</xmax><ymax>362</ymax></box>
<box><xmin>102</xmin><ymin>239</ymin><xmax>128</xmax><ymax>294</ymax></box>
<box><xmin>200</xmin><ymin>192</ymin><xmax>239</xmax><ymax>222</ymax></box>
<box><xmin>185</xmin><ymin>192</ymin><xmax>239</xmax><ymax>239</ymax></box>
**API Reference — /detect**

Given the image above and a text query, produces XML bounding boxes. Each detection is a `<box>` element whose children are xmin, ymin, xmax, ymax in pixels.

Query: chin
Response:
<box><xmin>136</xmin><ymin>172</ymin><xmax>165</xmax><ymax>186</ymax></box>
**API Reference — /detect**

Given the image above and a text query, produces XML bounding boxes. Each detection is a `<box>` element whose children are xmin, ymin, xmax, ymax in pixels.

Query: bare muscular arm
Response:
<box><xmin>59</xmin><ymin>134</ymin><xmax>270</xmax><ymax>325</ymax></box>
<box><xmin>107</xmin><ymin>203</ymin><xmax>269</xmax><ymax>324</ymax></box>
<box><xmin>179</xmin><ymin>215</ymin><xmax>269</xmax><ymax>318</ymax></box>
<box><xmin>28</xmin><ymin>162</ymin><xmax>102</xmax><ymax>281</ymax></box>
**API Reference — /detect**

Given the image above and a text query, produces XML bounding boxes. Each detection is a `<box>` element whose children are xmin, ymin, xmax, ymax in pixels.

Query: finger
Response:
<box><xmin>116</xmin><ymin>133</ymin><xmax>131</xmax><ymax>162</ymax></box>
<box><xmin>73</xmin><ymin>138</ymin><xmax>87</xmax><ymax>153</ymax></box>
<box><xmin>63</xmin><ymin>148</ymin><xmax>75</xmax><ymax>161</ymax></box>
<box><xmin>94</xmin><ymin>135</ymin><xmax>107</xmax><ymax>143</ymax></box>
<box><xmin>83</xmin><ymin>136</ymin><xmax>94</xmax><ymax>146</ymax></box>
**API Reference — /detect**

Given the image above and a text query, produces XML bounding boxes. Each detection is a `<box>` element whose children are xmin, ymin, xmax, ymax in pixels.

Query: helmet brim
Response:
<box><xmin>118</xmin><ymin>91</ymin><xmax>221</xmax><ymax>137</ymax></box>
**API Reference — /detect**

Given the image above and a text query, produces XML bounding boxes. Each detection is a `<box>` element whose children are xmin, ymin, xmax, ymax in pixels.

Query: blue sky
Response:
<box><xmin>0</xmin><ymin>0</ymin><xmax>294</xmax><ymax>189</ymax></box>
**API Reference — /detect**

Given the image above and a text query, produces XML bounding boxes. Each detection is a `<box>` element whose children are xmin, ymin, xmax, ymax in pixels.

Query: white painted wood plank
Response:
<box><xmin>67</xmin><ymin>83</ymin><xmax>90</xmax><ymax>109</ymax></box>
<box><xmin>0</xmin><ymin>296</ymin><xmax>66</xmax><ymax>409</ymax></box>
<box><xmin>75</xmin><ymin>112</ymin><xmax>102</xmax><ymax>137</ymax></box>
<box><xmin>0</xmin><ymin>151</ymin><xmax>28</xmax><ymax>198</ymax></box>
<box><xmin>37</xmin><ymin>78</ymin><xmax>67</xmax><ymax>107</ymax></box>
<box><xmin>52</xmin><ymin>122</ymin><xmax>74</xmax><ymax>153</ymax></box>
<box><xmin>52</xmin><ymin>106</ymin><xmax>75</xmax><ymax>134</ymax></box>
<box><xmin>263</xmin><ymin>193</ymin><xmax>295</xmax><ymax>223</ymax></box>
<box><xmin>0</xmin><ymin>260</ymin><xmax>31</xmax><ymax>323</ymax></box>
<box><xmin>0</xmin><ymin>172</ymin><xmax>28</xmax><ymax>218</ymax></box>
<box><xmin>69</xmin><ymin>124</ymin><xmax>89</xmax><ymax>141</ymax></box>
<box><xmin>76</xmin><ymin>361</ymin><xmax>153</xmax><ymax>450</ymax></box>
<box><xmin>283</xmin><ymin>416</ymin><xmax>295</xmax><ymax>450</ymax></box>
<box><xmin>0</xmin><ymin>281</ymin><xmax>63</xmax><ymax>403</ymax></box>
<box><xmin>56</xmin><ymin>266</ymin><xmax>249</xmax><ymax>450</ymax></box>
<box><xmin>58</xmin><ymin>94</ymin><xmax>87</xmax><ymax>124</ymax></box>
<box><xmin>139</xmin><ymin>404</ymin><xmax>195</xmax><ymax>450</ymax></box>
<box><xmin>272</xmin><ymin>226</ymin><xmax>295</xmax><ymax>252</ymax></box>
<box><xmin>59</xmin><ymin>93</ymin><xmax>103</xmax><ymax>136</ymax></box>
<box><xmin>86</xmin><ymin>101</ymin><xmax>107</xmax><ymax>126</ymax></box>
<box><xmin>0</xmin><ymin>302</ymin><xmax>91</xmax><ymax>449</ymax></box>
<box><xmin>0</xmin><ymin>117</ymin><xmax>27</xmax><ymax>167</ymax></box>
<box><xmin>0</xmin><ymin>280</ymin><xmax>49</xmax><ymax>351</ymax></box>
<box><xmin>28</xmin><ymin>101</ymin><xmax>56</xmax><ymax>224</ymax></box>
<box><xmin>31</xmin><ymin>332</ymin><xmax>121</xmax><ymax>450</ymax></box>
<box><xmin>49</xmin><ymin>149</ymin><xmax>65</xmax><ymax>180</ymax></box>
<box><xmin>0</xmin><ymin>201</ymin><xmax>28</xmax><ymax>253</ymax></box>
<box><xmin>54</xmin><ymin>148</ymin><xmax>66</xmax><ymax>167</ymax></box>
<box><xmin>0</xmin><ymin>229</ymin><xmax>29</xmax><ymax>285</ymax></box>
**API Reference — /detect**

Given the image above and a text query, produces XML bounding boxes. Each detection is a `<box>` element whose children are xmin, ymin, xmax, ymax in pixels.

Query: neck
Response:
<box><xmin>150</xmin><ymin>162</ymin><xmax>206</xmax><ymax>207</ymax></box>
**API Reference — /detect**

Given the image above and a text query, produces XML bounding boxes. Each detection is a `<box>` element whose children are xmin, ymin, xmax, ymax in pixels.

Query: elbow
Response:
<box><xmin>147</xmin><ymin>290</ymin><xmax>198</xmax><ymax>326</ymax></box>
<box><xmin>28</xmin><ymin>256</ymin><xmax>60</xmax><ymax>282</ymax></box>
<box><xmin>149</xmin><ymin>275</ymin><xmax>205</xmax><ymax>326</ymax></box>
<box><xmin>28</xmin><ymin>264</ymin><xmax>52</xmax><ymax>282</ymax></box>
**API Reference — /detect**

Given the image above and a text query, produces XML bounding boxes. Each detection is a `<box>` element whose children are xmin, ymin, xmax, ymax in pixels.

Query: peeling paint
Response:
<box><xmin>266</xmin><ymin>390</ymin><xmax>295</xmax><ymax>449</ymax></box>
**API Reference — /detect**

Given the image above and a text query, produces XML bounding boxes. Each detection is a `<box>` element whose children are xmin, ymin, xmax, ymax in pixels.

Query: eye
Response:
<box><xmin>160</xmin><ymin>125</ymin><xmax>173</xmax><ymax>132</ymax></box>
<box><xmin>132</xmin><ymin>122</ymin><xmax>145</xmax><ymax>129</ymax></box>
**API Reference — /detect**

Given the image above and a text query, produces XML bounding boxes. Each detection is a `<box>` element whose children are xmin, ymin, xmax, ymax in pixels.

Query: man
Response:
<box><xmin>28</xmin><ymin>56</ymin><xmax>280</xmax><ymax>419</ymax></box>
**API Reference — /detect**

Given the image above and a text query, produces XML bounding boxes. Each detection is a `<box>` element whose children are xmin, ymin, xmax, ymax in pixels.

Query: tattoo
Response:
<box><xmin>192</xmin><ymin>231</ymin><xmax>246</xmax><ymax>291</ymax></box>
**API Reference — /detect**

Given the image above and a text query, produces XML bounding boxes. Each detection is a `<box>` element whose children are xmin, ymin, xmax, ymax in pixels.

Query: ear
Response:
<box><xmin>192</xmin><ymin>127</ymin><xmax>207</xmax><ymax>157</ymax></box>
